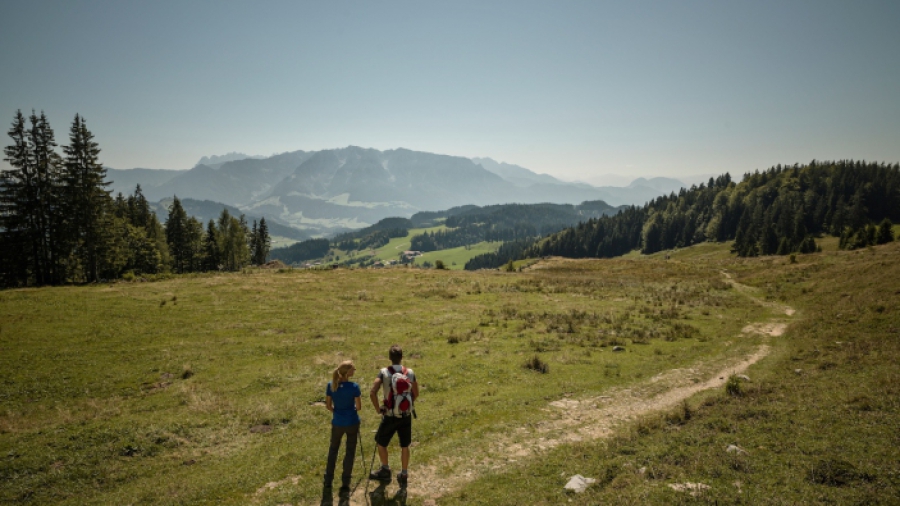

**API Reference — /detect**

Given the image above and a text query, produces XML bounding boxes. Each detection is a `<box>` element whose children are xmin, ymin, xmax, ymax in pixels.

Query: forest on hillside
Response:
<box><xmin>0</xmin><ymin>111</ymin><xmax>271</xmax><ymax>287</ymax></box>
<box><xmin>410</xmin><ymin>202</ymin><xmax>619</xmax><ymax>252</ymax></box>
<box><xmin>465</xmin><ymin>161</ymin><xmax>898</xmax><ymax>269</ymax></box>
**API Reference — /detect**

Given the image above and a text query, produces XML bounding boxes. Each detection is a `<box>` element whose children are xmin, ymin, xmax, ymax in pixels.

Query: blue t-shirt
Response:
<box><xmin>326</xmin><ymin>381</ymin><xmax>361</xmax><ymax>427</ymax></box>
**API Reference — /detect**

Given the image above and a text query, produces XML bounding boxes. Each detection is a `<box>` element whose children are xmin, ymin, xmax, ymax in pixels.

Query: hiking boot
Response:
<box><xmin>397</xmin><ymin>472</ymin><xmax>408</xmax><ymax>487</ymax></box>
<box><xmin>368</xmin><ymin>467</ymin><xmax>392</xmax><ymax>483</ymax></box>
<box><xmin>338</xmin><ymin>485</ymin><xmax>350</xmax><ymax>496</ymax></box>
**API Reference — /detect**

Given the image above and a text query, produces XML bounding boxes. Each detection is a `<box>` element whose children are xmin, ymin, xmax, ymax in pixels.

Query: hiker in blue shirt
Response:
<box><xmin>324</xmin><ymin>360</ymin><xmax>362</xmax><ymax>496</ymax></box>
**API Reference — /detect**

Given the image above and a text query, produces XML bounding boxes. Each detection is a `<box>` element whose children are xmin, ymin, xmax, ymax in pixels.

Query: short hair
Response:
<box><xmin>389</xmin><ymin>344</ymin><xmax>403</xmax><ymax>363</ymax></box>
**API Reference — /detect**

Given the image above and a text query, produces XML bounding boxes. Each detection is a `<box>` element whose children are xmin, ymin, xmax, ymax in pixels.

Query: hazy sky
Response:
<box><xmin>2</xmin><ymin>1</ymin><xmax>898</xmax><ymax>183</ymax></box>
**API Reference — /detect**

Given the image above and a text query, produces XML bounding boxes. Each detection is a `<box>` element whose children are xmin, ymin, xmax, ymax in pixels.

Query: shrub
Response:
<box><xmin>524</xmin><ymin>355</ymin><xmax>549</xmax><ymax>373</ymax></box>
<box><xmin>435</xmin><ymin>259</ymin><xmax>446</xmax><ymax>270</ymax></box>
<box><xmin>809</xmin><ymin>459</ymin><xmax>859</xmax><ymax>486</ymax></box>
<box><xmin>725</xmin><ymin>374</ymin><xmax>742</xmax><ymax>396</ymax></box>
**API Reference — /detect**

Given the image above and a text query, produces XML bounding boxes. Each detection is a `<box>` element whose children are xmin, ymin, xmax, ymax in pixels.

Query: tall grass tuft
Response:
<box><xmin>524</xmin><ymin>355</ymin><xmax>549</xmax><ymax>373</ymax></box>
<box><xmin>725</xmin><ymin>374</ymin><xmax>742</xmax><ymax>397</ymax></box>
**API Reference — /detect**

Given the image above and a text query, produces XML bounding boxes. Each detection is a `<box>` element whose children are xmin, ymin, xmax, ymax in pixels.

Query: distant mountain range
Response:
<box><xmin>105</xmin><ymin>147</ymin><xmax>691</xmax><ymax>237</ymax></box>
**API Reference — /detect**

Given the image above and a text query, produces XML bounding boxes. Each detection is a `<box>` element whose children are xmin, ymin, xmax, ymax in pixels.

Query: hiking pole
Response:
<box><xmin>351</xmin><ymin>428</ymin><xmax>366</xmax><ymax>499</ymax></box>
<box><xmin>363</xmin><ymin>411</ymin><xmax>384</xmax><ymax>506</ymax></box>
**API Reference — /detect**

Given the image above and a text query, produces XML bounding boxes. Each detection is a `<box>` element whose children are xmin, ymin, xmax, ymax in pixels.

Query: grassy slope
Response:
<box><xmin>0</xmin><ymin>246</ymin><xmax>768</xmax><ymax>505</ymax></box>
<box><xmin>345</xmin><ymin>225</ymin><xmax>447</xmax><ymax>263</ymax></box>
<box><xmin>410</xmin><ymin>241</ymin><xmax>502</xmax><ymax>270</ymax></box>
<box><xmin>442</xmin><ymin>242</ymin><xmax>900</xmax><ymax>505</ymax></box>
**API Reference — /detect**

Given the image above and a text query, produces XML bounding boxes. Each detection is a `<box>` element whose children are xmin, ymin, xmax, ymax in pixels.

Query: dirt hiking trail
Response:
<box><xmin>287</xmin><ymin>271</ymin><xmax>792</xmax><ymax>506</ymax></box>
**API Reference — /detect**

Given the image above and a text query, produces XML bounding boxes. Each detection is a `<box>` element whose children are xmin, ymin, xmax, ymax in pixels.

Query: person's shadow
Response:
<box><xmin>320</xmin><ymin>486</ymin><xmax>359</xmax><ymax>506</ymax></box>
<box><xmin>367</xmin><ymin>482</ymin><xmax>407</xmax><ymax>506</ymax></box>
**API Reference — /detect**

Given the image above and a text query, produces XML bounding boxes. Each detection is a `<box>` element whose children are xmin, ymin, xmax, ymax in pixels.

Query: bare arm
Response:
<box><xmin>411</xmin><ymin>381</ymin><xmax>419</xmax><ymax>402</ymax></box>
<box><xmin>355</xmin><ymin>396</ymin><xmax>362</xmax><ymax>412</ymax></box>
<box><xmin>326</xmin><ymin>395</ymin><xmax>334</xmax><ymax>412</ymax></box>
<box><xmin>370</xmin><ymin>376</ymin><xmax>383</xmax><ymax>413</ymax></box>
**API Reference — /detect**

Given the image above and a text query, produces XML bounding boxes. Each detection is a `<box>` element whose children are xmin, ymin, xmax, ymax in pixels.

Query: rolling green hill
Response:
<box><xmin>3</xmin><ymin>239</ymin><xmax>898</xmax><ymax>504</ymax></box>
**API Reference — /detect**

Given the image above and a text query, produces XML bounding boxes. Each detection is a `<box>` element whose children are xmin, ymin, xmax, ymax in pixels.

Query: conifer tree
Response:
<box><xmin>186</xmin><ymin>216</ymin><xmax>204</xmax><ymax>272</ymax></box>
<box><xmin>1</xmin><ymin>111</ymin><xmax>65</xmax><ymax>285</ymax></box>
<box><xmin>203</xmin><ymin>219</ymin><xmax>221</xmax><ymax>271</ymax></box>
<box><xmin>31</xmin><ymin>112</ymin><xmax>66</xmax><ymax>284</ymax></box>
<box><xmin>61</xmin><ymin>115</ymin><xmax>112</xmax><ymax>282</ymax></box>
<box><xmin>253</xmin><ymin>217</ymin><xmax>271</xmax><ymax>265</ymax></box>
<box><xmin>0</xmin><ymin>111</ymin><xmax>32</xmax><ymax>285</ymax></box>
<box><xmin>876</xmin><ymin>218</ymin><xmax>894</xmax><ymax>244</ymax></box>
<box><xmin>249</xmin><ymin>219</ymin><xmax>259</xmax><ymax>265</ymax></box>
<box><xmin>165</xmin><ymin>196</ymin><xmax>190</xmax><ymax>273</ymax></box>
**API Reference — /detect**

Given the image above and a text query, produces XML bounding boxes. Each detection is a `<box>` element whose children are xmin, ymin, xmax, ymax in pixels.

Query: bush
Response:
<box><xmin>524</xmin><ymin>355</ymin><xmax>549</xmax><ymax>373</ymax></box>
<box><xmin>725</xmin><ymin>374</ymin><xmax>742</xmax><ymax>396</ymax></box>
<box><xmin>809</xmin><ymin>459</ymin><xmax>860</xmax><ymax>486</ymax></box>
<box><xmin>435</xmin><ymin>259</ymin><xmax>446</xmax><ymax>270</ymax></box>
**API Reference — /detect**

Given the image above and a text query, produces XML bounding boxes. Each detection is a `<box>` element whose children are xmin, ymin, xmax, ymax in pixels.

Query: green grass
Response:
<box><xmin>410</xmin><ymin>241</ymin><xmax>502</xmax><ymax>270</ymax></box>
<box><xmin>370</xmin><ymin>225</ymin><xmax>447</xmax><ymax>262</ymax></box>
<box><xmin>439</xmin><ymin>242</ymin><xmax>900</xmax><ymax>505</ymax></box>
<box><xmin>2</xmin><ymin>240</ymin><xmax>897</xmax><ymax>505</ymax></box>
<box><xmin>0</xmin><ymin>246</ymin><xmax>765</xmax><ymax>505</ymax></box>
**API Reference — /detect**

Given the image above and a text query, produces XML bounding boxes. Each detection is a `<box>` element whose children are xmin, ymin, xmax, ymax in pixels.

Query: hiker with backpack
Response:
<box><xmin>368</xmin><ymin>345</ymin><xmax>418</xmax><ymax>487</ymax></box>
<box><xmin>323</xmin><ymin>360</ymin><xmax>362</xmax><ymax>496</ymax></box>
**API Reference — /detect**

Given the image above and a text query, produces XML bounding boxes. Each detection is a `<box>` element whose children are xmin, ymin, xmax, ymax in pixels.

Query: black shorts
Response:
<box><xmin>374</xmin><ymin>415</ymin><xmax>412</xmax><ymax>448</ymax></box>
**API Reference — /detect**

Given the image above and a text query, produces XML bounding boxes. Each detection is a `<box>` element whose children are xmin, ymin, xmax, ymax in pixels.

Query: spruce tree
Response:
<box><xmin>249</xmin><ymin>219</ymin><xmax>259</xmax><ymax>265</ymax></box>
<box><xmin>202</xmin><ymin>219</ymin><xmax>221</xmax><ymax>271</ymax></box>
<box><xmin>0</xmin><ymin>111</ymin><xmax>32</xmax><ymax>285</ymax></box>
<box><xmin>61</xmin><ymin>115</ymin><xmax>112</xmax><ymax>282</ymax></box>
<box><xmin>31</xmin><ymin>112</ymin><xmax>66</xmax><ymax>284</ymax></box>
<box><xmin>2</xmin><ymin>111</ymin><xmax>64</xmax><ymax>285</ymax></box>
<box><xmin>165</xmin><ymin>197</ymin><xmax>189</xmax><ymax>273</ymax></box>
<box><xmin>257</xmin><ymin>217</ymin><xmax>271</xmax><ymax>264</ymax></box>
<box><xmin>876</xmin><ymin>218</ymin><xmax>894</xmax><ymax>244</ymax></box>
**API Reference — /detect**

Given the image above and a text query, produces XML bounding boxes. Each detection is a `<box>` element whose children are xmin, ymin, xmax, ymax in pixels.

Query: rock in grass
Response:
<box><xmin>612</xmin><ymin>346</ymin><xmax>625</xmax><ymax>352</ymax></box>
<box><xmin>564</xmin><ymin>474</ymin><xmax>596</xmax><ymax>493</ymax></box>
<box><xmin>736</xmin><ymin>374</ymin><xmax>751</xmax><ymax>381</ymax></box>
<box><xmin>668</xmin><ymin>482</ymin><xmax>710</xmax><ymax>496</ymax></box>
<box><xmin>726</xmin><ymin>444</ymin><xmax>748</xmax><ymax>455</ymax></box>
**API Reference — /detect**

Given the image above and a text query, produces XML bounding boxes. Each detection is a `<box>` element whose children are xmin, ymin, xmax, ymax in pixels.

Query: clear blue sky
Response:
<box><xmin>2</xmin><ymin>0</ymin><xmax>898</xmax><ymax>182</ymax></box>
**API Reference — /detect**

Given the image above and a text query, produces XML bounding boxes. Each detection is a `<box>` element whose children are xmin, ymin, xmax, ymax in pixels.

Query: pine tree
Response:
<box><xmin>202</xmin><ymin>219</ymin><xmax>221</xmax><ymax>271</ymax></box>
<box><xmin>0</xmin><ymin>111</ymin><xmax>32</xmax><ymax>285</ymax></box>
<box><xmin>61</xmin><ymin>115</ymin><xmax>112</xmax><ymax>282</ymax></box>
<box><xmin>760</xmin><ymin>223</ymin><xmax>779</xmax><ymax>256</ymax></box>
<box><xmin>876</xmin><ymin>218</ymin><xmax>894</xmax><ymax>244</ymax></box>
<box><xmin>249</xmin><ymin>219</ymin><xmax>259</xmax><ymax>265</ymax></box>
<box><xmin>31</xmin><ymin>112</ymin><xmax>66</xmax><ymax>284</ymax></box>
<box><xmin>1</xmin><ymin>111</ymin><xmax>65</xmax><ymax>285</ymax></box>
<box><xmin>165</xmin><ymin>197</ymin><xmax>190</xmax><ymax>273</ymax></box>
<box><xmin>253</xmin><ymin>217</ymin><xmax>271</xmax><ymax>265</ymax></box>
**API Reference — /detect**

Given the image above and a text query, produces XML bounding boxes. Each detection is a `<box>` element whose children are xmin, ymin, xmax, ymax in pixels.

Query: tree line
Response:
<box><xmin>408</xmin><ymin>202</ymin><xmax>621</xmax><ymax>252</ymax></box>
<box><xmin>1</xmin><ymin>110</ymin><xmax>271</xmax><ymax>287</ymax></box>
<box><xmin>465</xmin><ymin>161</ymin><xmax>898</xmax><ymax>269</ymax></box>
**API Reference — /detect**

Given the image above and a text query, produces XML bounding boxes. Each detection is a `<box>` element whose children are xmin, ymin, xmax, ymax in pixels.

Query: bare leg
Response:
<box><xmin>377</xmin><ymin>444</ymin><xmax>389</xmax><ymax>466</ymax></box>
<box><xmin>401</xmin><ymin>446</ymin><xmax>410</xmax><ymax>471</ymax></box>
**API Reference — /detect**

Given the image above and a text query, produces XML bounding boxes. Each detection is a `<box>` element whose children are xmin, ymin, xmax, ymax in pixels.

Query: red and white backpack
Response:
<box><xmin>382</xmin><ymin>365</ymin><xmax>413</xmax><ymax>417</ymax></box>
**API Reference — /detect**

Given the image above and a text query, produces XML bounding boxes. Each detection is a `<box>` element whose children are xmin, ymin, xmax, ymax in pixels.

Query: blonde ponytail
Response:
<box><xmin>331</xmin><ymin>360</ymin><xmax>355</xmax><ymax>391</ymax></box>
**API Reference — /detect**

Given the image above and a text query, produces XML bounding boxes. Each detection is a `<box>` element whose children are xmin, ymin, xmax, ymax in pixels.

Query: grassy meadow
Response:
<box><xmin>1</xmin><ymin>240</ymin><xmax>897</xmax><ymax>505</ymax></box>
<box><xmin>409</xmin><ymin>241</ymin><xmax>502</xmax><ymax>270</ymax></box>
